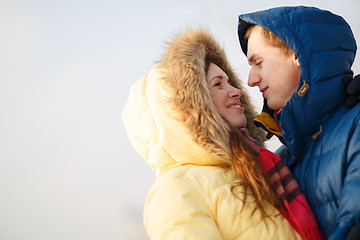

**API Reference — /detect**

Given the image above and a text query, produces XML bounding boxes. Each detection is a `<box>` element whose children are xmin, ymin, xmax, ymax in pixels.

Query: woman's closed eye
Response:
<box><xmin>214</xmin><ymin>79</ymin><xmax>233</xmax><ymax>88</ymax></box>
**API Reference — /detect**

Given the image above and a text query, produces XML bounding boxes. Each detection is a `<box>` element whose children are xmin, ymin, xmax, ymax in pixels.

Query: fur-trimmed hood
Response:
<box><xmin>122</xmin><ymin>29</ymin><xmax>265</xmax><ymax>176</ymax></box>
<box><xmin>238</xmin><ymin>6</ymin><xmax>357</xmax><ymax>158</ymax></box>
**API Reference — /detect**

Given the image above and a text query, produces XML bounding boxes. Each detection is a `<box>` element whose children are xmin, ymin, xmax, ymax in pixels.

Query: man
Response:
<box><xmin>238</xmin><ymin>6</ymin><xmax>360</xmax><ymax>240</ymax></box>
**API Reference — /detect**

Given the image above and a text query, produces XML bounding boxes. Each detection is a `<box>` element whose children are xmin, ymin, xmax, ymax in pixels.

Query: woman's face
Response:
<box><xmin>207</xmin><ymin>63</ymin><xmax>247</xmax><ymax>128</ymax></box>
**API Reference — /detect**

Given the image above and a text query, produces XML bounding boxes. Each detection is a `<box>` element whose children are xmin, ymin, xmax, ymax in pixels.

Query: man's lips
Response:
<box><xmin>260</xmin><ymin>87</ymin><xmax>268</xmax><ymax>97</ymax></box>
<box><xmin>260</xmin><ymin>86</ymin><xmax>268</xmax><ymax>93</ymax></box>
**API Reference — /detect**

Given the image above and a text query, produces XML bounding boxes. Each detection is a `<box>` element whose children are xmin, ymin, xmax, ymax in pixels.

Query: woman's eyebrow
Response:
<box><xmin>208</xmin><ymin>75</ymin><xmax>222</xmax><ymax>83</ymax></box>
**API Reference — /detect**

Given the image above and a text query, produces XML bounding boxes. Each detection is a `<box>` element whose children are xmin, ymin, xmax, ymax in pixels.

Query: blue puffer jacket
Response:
<box><xmin>238</xmin><ymin>6</ymin><xmax>360</xmax><ymax>240</ymax></box>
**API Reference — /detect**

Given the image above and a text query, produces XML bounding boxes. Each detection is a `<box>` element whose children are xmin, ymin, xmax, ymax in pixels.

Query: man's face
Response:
<box><xmin>207</xmin><ymin>63</ymin><xmax>247</xmax><ymax>129</ymax></box>
<box><xmin>246</xmin><ymin>26</ymin><xmax>301</xmax><ymax>110</ymax></box>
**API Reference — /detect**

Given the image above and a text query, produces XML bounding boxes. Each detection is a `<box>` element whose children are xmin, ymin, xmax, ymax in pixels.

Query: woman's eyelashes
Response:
<box><xmin>213</xmin><ymin>78</ymin><xmax>231</xmax><ymax>88</ymax></box>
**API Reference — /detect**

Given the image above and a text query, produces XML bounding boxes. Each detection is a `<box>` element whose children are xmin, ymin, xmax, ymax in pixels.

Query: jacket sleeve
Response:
<box><xmin>143</xmin><ymin>171</ymin><xmax>224</xmax><ymax>240</ymax></box>
<box><xmin>275</xmin><ymin>144</ymin><xmax>297</xmax><ymax>169</ymax></box>
<box><xmin>328</xmin><ymin>116</ymin><xmax>360</xmax><ymax>240</ymax></box>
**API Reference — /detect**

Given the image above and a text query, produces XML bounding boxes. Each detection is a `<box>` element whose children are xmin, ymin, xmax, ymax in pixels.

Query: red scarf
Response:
<box><xmin>240</xmin><ymin>129</ymin><xmax>324</xmax><ymax>239</ymax></box>
<box><xmin>258</xmin><ymin>148</ymin><xmax>324</xmax><ymax>240</ymax></box>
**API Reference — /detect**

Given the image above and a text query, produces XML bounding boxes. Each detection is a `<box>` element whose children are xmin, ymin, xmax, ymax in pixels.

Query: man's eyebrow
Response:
<box><xmin>248</xmin><ymin>55</ymin><xmax>255</xmax><ymax>64</ymax></box>
<box><xmin>247</xmin><ymin>54</ymin><xmax>259</xmax><ymax>64</ymax></box>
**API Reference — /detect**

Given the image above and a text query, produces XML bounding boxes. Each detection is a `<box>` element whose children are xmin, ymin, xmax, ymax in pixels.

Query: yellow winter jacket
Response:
<box><xmin>122</xmin><ymin>29</ymin><xmax>301</xmax><ymax>240</ymax></box>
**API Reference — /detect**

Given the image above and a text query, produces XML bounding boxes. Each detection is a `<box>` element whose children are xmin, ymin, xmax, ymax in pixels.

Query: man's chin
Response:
<box><xmin>266</xmin><ymin>101</ymin><xmax>282</xmax><ymax>111</ymax></box>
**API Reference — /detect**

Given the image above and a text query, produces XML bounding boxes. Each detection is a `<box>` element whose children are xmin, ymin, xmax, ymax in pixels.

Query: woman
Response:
<box><xmin>122</xmin><ymin>28</ymin><xmax>323</xmax><ymax>239</ymax></box>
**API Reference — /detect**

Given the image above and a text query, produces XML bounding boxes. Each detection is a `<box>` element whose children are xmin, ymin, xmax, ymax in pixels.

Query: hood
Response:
<box><xmin>122</xmin><ymin>29</ymin><xmax>266</xmax><ymax>177</ymax></box>
<box><xmin>238</xmin><ymin>6</ymin><xmax>357</xmax><ymax>158</ymax></box>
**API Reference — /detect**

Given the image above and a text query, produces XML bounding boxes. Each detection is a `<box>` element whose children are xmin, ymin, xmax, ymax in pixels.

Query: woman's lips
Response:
<box><xmin>227</xmin><ymin>103</ymin><xmax>244</xmax><ymax>112</ymax></box>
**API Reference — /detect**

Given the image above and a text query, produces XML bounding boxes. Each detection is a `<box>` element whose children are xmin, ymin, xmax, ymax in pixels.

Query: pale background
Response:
<box><xmin>0</xmin><ymin>0</ymin><xmax>359</xmax><ymax>239</ymax></box>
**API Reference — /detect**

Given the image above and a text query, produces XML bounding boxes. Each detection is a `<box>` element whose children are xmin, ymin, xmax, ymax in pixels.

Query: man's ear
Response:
<box><xmin>292</xmin><ymin>52</ymin><xmax>300</xmax><ymax>67</ymax></box>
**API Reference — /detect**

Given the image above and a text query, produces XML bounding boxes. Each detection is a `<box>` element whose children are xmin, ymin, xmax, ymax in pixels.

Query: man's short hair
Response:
<box><xmin>245</xmin><ymin>25</ymin><xmax>292</xmax><ymax>56</ymax></box>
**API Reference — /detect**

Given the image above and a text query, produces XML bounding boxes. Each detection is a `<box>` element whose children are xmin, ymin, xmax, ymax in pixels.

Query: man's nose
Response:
<box><xmin>248</xmin><ymin>68</ymin><xmax>261</xmax><ymax>87</ymax></box>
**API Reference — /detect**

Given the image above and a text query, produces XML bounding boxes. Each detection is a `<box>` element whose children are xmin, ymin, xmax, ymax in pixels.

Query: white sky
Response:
<box><xmin>0</xmin><ymin>0</ymin><xmax>359</xmax><ymax>239</ymax></box>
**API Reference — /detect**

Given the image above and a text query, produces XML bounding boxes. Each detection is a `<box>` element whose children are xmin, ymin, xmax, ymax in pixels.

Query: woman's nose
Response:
<box><xmin>248</xmin><ymin>68</ymin><xmax>261</xmax><ymax>87</ymax></box>
<box><xmin>229</xmin><ymin>86</ymin><xmax>242</xmax><ymax>98</ymax></box>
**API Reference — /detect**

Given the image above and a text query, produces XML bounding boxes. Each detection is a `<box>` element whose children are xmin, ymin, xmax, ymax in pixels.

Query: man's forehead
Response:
<box><xmin>246</xmin><ymin>28</ymin><xmax>263</xmax><ymax>55</ymax></box>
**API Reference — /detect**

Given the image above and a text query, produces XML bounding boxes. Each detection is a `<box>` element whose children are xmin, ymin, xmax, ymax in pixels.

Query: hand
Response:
<box><xmin>343</xmin><ymin>74</ymin><xmax>360</xmax><ymax>108</ymax></box>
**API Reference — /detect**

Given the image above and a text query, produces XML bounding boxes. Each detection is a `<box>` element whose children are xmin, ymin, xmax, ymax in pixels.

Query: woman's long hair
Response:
<box><xmin>205</xmin><ymin>57</ymin><xmax>283</xmax><ymax>218</ymax></box>
<box><xmin>229</xmin><ymin>130</ymin><xmax>284</xmax><ymax>218</ymax></box>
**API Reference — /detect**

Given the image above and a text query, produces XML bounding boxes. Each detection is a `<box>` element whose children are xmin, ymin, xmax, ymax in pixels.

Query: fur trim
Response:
<box><xmin>156</xmin><ymin>29</ymin><xmax>266</xmax><ymax>162</ymax></box>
